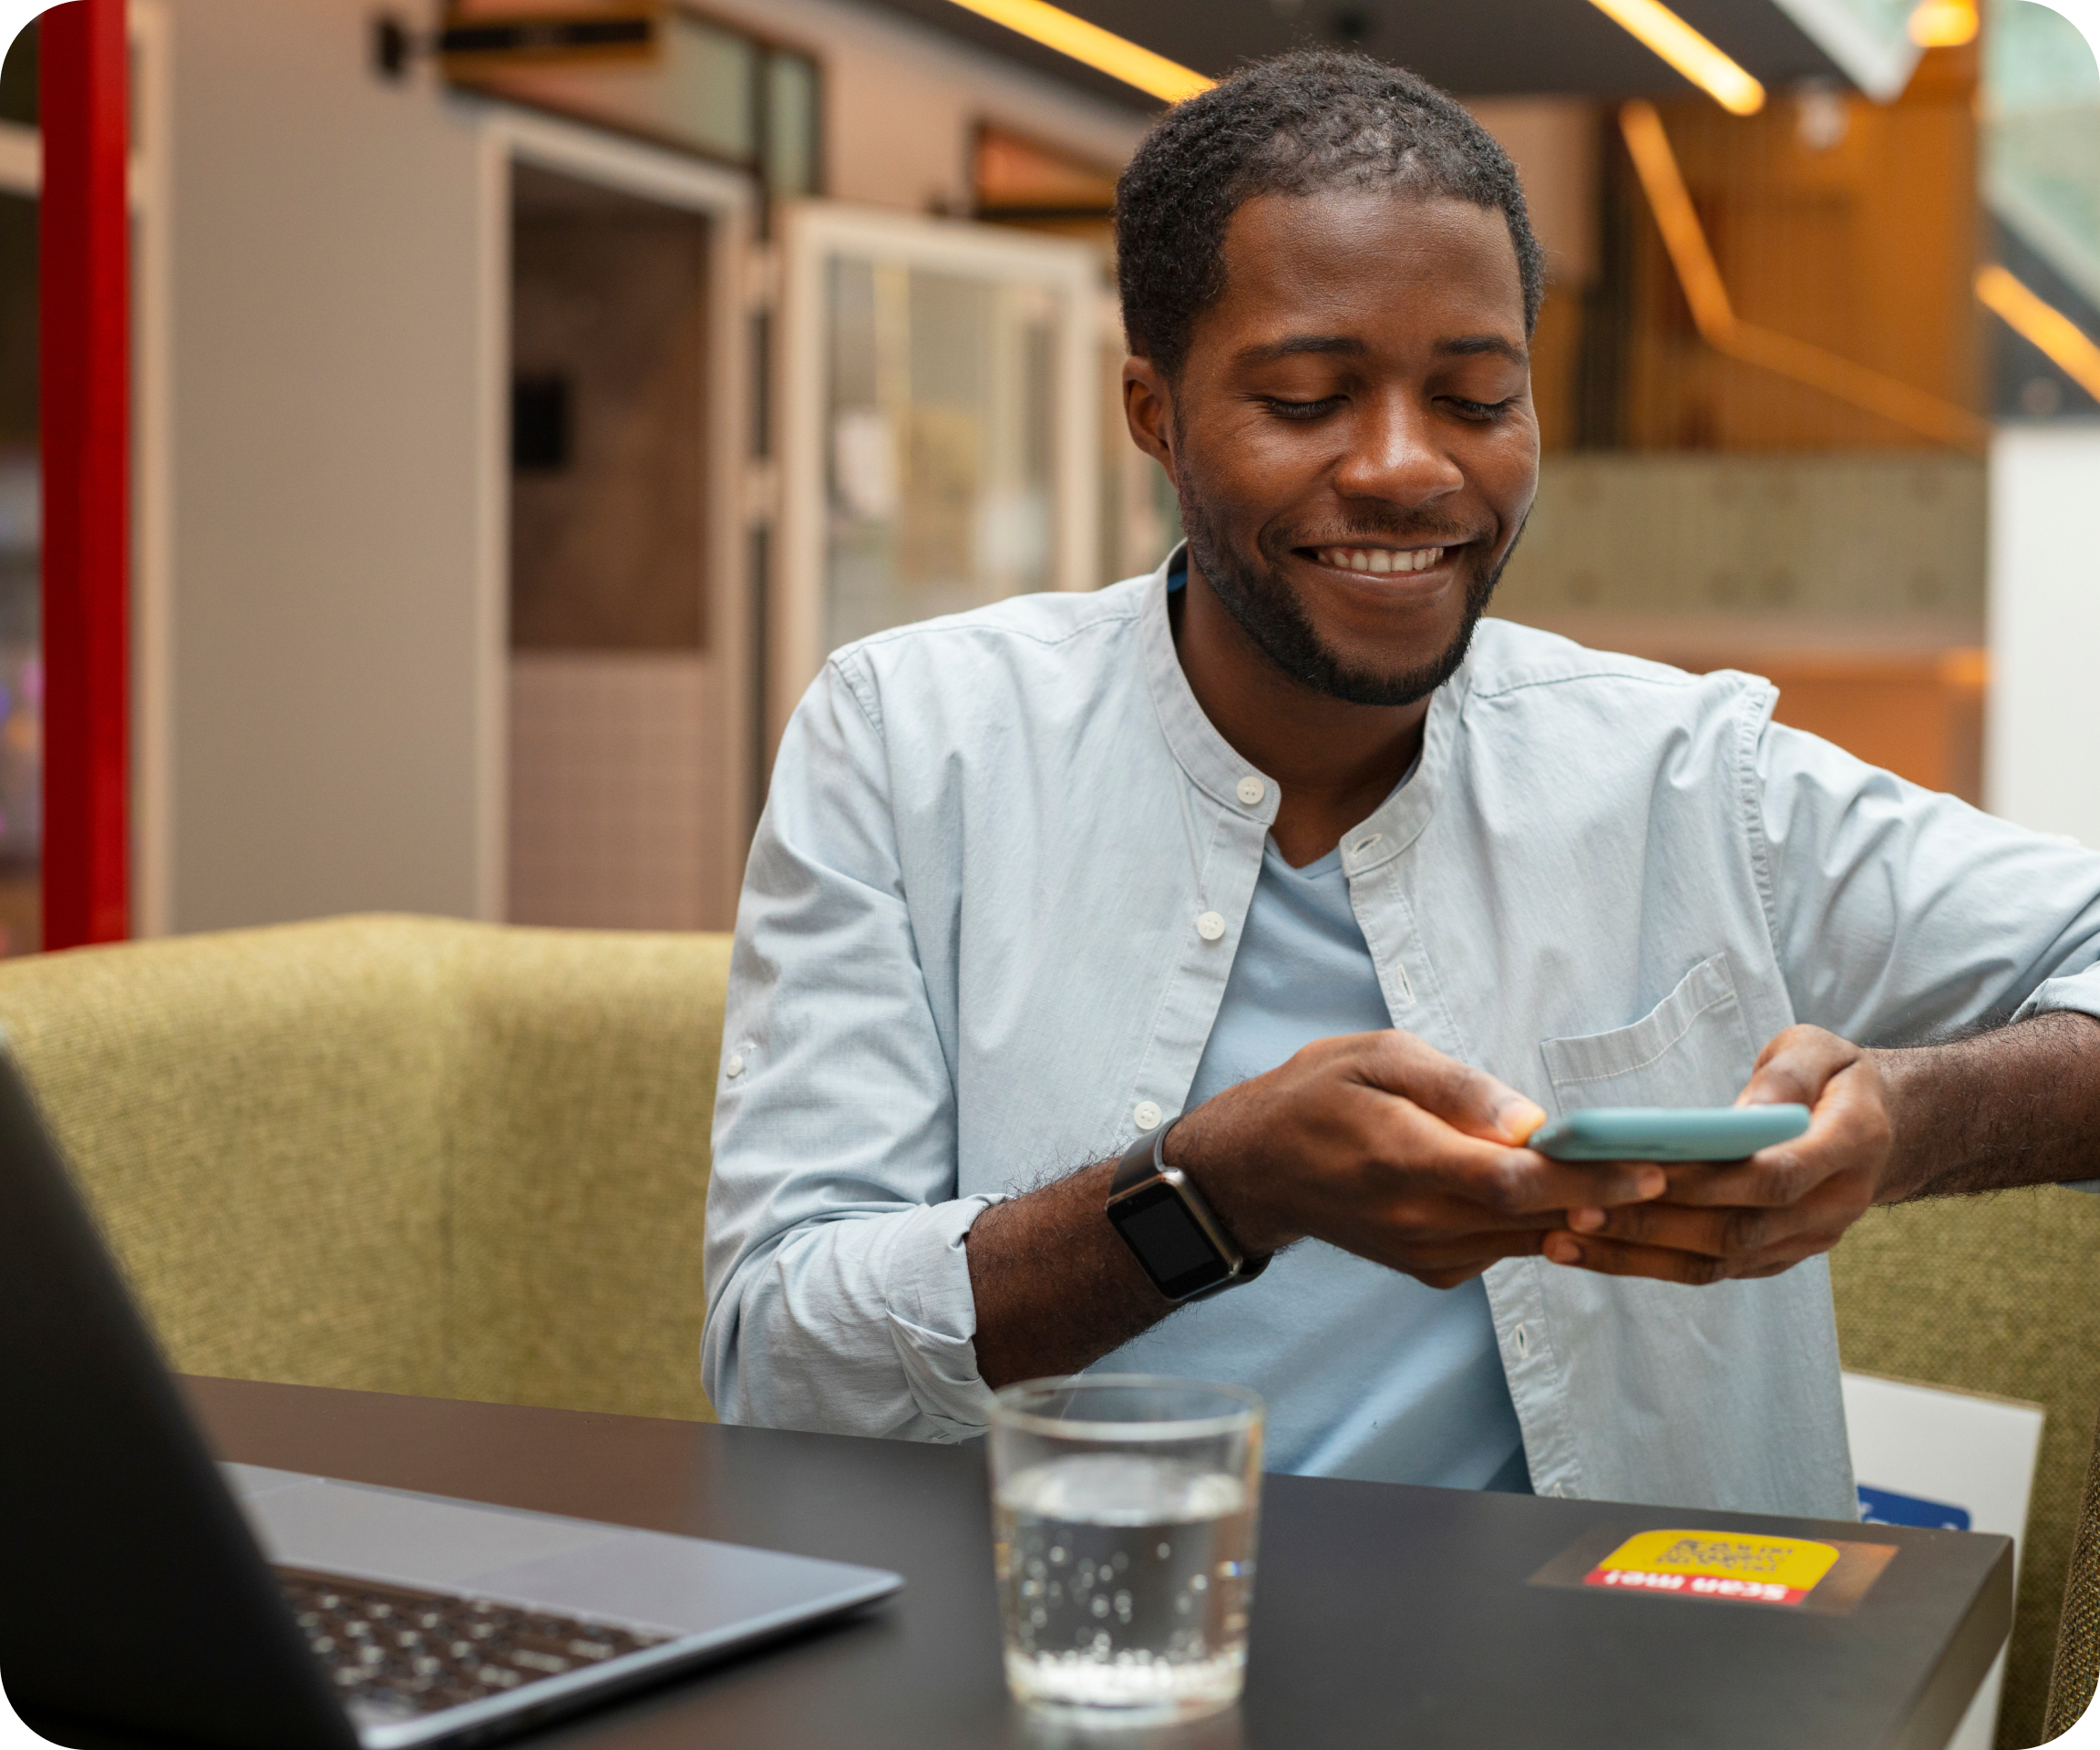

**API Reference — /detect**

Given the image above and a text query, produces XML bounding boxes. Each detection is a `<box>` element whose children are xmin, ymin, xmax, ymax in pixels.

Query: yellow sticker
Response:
<box><xmin>1584</xmin><ymin>1529</ymin><xmax>1841</xmax><ymax>1606</ymax></box>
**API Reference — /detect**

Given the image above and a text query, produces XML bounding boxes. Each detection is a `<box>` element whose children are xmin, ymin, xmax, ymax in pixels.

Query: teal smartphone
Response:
<box><xmin>1528</xmin><ymin>1105</ymin><xmax>1811</xmax><ymax>1161</ymax></box>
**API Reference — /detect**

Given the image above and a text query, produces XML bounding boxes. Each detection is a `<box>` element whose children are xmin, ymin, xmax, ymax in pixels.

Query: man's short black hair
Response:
<box><xmin>1116</xmin><ymin>49</ymin><xmax>1548</xmax><ymax>379</ymax></box>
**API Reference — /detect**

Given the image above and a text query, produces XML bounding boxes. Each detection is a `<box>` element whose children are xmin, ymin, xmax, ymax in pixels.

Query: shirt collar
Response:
<box><xmin>1138</xmin><ymin>541</ymin><xmax>1467</xmax><ymax>872</ymax></box>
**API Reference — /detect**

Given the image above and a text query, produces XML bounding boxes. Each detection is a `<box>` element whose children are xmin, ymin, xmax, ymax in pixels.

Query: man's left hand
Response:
<box><xmin>1539</xmin><ymin>1025</ymin><xmax>1894</xmax><ymax>1284</ymax></box>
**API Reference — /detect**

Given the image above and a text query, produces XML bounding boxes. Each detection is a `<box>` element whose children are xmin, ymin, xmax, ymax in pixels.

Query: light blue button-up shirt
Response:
<box><xmin>1117</xmin><ymin>832</ymin><xmax>1532</xmax><ymax>1491</ymax></box>
<box><xmin>704</xmin><ymin>554</ymin><xmax>2100</xmax><ymax>1519</ymax></box>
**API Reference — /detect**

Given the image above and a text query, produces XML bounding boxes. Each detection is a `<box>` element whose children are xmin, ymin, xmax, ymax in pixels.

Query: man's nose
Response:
<box><xmin>1330</xmin><ymin>392</ymin><xmax>1466</xmax><ymax>510</ymax></box>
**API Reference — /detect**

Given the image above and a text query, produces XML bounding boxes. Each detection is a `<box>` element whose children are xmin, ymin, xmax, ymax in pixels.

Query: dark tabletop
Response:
<box><xmin>180</xmin><ymin>1377</ymin><xmax>2012</xmax><ymax>1750</ymax></box>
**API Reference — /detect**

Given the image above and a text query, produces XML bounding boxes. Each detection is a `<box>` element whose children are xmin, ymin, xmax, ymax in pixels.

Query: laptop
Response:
<box><xmin>0</xmin><ymin>1045</ymin><xmax>902</xmax><ymax>1749</ymax></box>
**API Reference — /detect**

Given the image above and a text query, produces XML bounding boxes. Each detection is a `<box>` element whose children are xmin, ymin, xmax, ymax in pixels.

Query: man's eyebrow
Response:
<box><xmin>1233</xmin><ymin>333</ymin><xmax>1530</xmax><ymax>366</ymax></box>
<box><xmin>1234</xmin><ymin>335</ymin><xmax>1366</xmax><ymax>365</ymax></box>
<box><xmin>1438</xmin><ymin>335</ymin><xmax>1529</xmax><ymax>365</ymax></box>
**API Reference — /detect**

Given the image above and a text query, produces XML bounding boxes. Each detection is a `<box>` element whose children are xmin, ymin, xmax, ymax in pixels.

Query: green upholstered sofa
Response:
<box><xmin>0</xmin><ymin>914</ymin><xmax>726</xmax><ymax>1425</ymax></box>
<box><xmin>4</xmin><ymin>914</ymin><xmax>2094</xmax><ymax>1744</ymax></box>
<box><xmin>2048</xmin><ymin>1419</ymin><xmax>2100</xmax><ymax>1742</ymax></box>
<box><xmin>1831</xmin><ymin>1190</ymin><xmax>2100</xmax><ymax>1746</ymax></box>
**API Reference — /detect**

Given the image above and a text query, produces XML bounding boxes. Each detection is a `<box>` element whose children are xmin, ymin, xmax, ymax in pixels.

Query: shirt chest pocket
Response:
<box><xmin>1539</xmin><ymin>952</ymin><xmax>1758</xmax><ymax>1112</ymax></box>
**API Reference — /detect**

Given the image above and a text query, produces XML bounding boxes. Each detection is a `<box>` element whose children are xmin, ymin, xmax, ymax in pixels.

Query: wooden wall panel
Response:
<box><xmin>1573</xmin><ymin>47</ymin><xmax>1984</xmax><ymax>454</ymax></box>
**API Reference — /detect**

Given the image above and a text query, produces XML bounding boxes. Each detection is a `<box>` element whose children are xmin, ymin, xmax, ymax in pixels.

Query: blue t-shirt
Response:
<box><xmin>1098</xmin><ymin>835</ymin><xmax>1531</xmax><ymax>1493</ymax></box>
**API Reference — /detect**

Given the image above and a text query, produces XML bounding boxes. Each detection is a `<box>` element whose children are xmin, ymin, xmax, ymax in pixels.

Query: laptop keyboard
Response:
<box><xmin>276</xmin><ymin>1565</ymin><xmax>674</xmax><ymax>1717</ymax></box>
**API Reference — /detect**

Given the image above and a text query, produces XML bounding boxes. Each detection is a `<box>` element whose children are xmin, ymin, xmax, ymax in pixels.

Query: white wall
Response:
<box><xmin>165</xmin><ymin>0</ymin><xmax>494</xmax><ymax>931</ymax></box>
<box><xmin>1986</xmin><ymin>422</ymin><xmax>2100</xmax><ymax>846</ymax></box>
<box><xmin>155</xmin><ymin>0</ymin><xmax>1148</xmax><ymax>935</ymax></box>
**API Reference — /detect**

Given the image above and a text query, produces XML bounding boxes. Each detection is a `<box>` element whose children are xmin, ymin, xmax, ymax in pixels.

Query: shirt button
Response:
<box><xmin>1134</xmin><ymin>1100</ymin><xmax>1163</xmax><ymax>1132</ymax></box>
<box><xmin>725</xmin><ymin>1055</ymin><xmax>745</xmax><ymax>1079</ymax></box>
<box><xmin>1235</xmin><ymin>775</ymin><xmax>1266</xmax><ymax>808</ymax></box>
<box><xmin>1196</xmin><ymin>911</ymin><xmax>1226</xmax><ymax>942</ymax></box>
<box><xmin>1511</xmin><ymin>1322</ymin><xmax>1530</xmax><ymax>1359</ymax></box>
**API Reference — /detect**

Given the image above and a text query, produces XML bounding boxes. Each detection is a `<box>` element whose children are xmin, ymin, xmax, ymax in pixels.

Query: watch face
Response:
<box><xmin>1107</xmin><ymin>1179</ymin><xmax>1232</xmax><ymax>1300</ymax></box>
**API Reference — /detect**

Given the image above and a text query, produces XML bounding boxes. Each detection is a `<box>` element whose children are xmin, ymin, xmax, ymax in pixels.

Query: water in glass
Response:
<box><xmin>994</xmin><ymin>1449</ymin><xmax>1255</xmax><ymax>1719</ymax></box>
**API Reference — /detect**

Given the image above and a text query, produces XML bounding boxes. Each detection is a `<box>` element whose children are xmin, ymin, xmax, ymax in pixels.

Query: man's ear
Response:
<box><xmin>1122</xmin><ymin>357</ymin><xmax>1179</xmax><ymax>486</ymax></box>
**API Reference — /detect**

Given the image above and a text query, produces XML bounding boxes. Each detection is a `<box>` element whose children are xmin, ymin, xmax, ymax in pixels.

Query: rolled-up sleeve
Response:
<box><xmin>1753</xmin><ymin>719</ymin><xmax>2100</xmax><ymax>1042</ymax></box>
<box><xmin>702</xmin><ymin>654</ymin><xmax>1001</xmax><ymax>1441</ymax></box>
<box><xmin>1754</xmin><ymin>718</ymin><xmax>2100</xmax><ymax>1189</ymax></box>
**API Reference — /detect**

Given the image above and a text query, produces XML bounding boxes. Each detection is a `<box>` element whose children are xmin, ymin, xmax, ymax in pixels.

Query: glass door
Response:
<box><xmin>774</xmin><ymin>203</ymin><xmax>1100</xmax><ymax>749</ymax></box>
<box><xmin>491</xmin><ymin>119</ymin><xmax>756</xmax><ymax>935</ymax></box>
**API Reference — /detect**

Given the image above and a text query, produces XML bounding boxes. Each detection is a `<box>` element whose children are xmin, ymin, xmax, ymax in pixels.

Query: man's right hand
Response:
<box><xmin>1166</xmin><ymin>1030</ymin><xmax>1669</xmax><ymax>1288</ymax></box>
<box><xmin>965</xmin><ymin>1028</ymin><xmax>1668</xmax><ymax>1389</ymax></box>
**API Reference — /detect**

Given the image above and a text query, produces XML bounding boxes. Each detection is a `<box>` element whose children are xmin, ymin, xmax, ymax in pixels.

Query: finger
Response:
<box><xmin>1541</xmin><ymin>1230</ymin><xmax>1731</xmax><ymax>1286</ymax></box>
<box><xmin>1565</xmin><ymin>1195</ymin><xmax>1830</xmax><ymax>1259</ymax></box>
<box><xmin>1518</xmin><ymin>1154</ymin><xmax>1678</xmax><ymax>1226</ymax></box>
<box><xmin>1381</xmin><ymin>1189</ymin><xmax>1581</xmax><ymax>1241</ymax></box>
<box><xmin>1546</xmin><ymin>1216</ymin><xmax>1848</xmax><ymax>1281</ymax></box>
<box><xmin>1736</xmin><ymin>1024</ymin><xmax>1858</xmax><ymax>1111</ymax></box>
<box><xmin>1415</xmin><ymin>1132</ymin><xmax>1668</xmax><ymax>1220</ymax></box>
<box><xmin>1653</xmin><ymin>1066</ymin><xmax>1886</xmax><ymax>1210</ymax></box>
<box><xmin>1361</xmin><ymin>1222</ymin><xmax>1559</xmax><ymax>1287</ymax></box>
<box><xmin>1641</xmin><ymin>1152</ymin><xmax>1815</xmax><ymax>1210</ymax></box>
<box><xmin>1355</xmin><ymin>1031</ymin><xmax>1548</xmax><ymax>1146</ymax></box>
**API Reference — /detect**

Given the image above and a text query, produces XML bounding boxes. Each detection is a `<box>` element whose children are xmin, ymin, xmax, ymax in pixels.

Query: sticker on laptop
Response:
<box><xmin>1529</xmin><ymin>1525</ymin><xmax>1899</xmax><ymax>1616</ymax></box>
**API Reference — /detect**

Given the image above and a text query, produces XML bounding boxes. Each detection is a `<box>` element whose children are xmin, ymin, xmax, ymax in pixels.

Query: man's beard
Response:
<box><xmin>1179</xmin><ymin>493</ymin><xmax>1519</xmax><ymax>709</ymax></box>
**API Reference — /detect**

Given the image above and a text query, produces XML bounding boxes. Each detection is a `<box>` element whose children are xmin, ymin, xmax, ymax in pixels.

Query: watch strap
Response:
<box><xmin>1108</xmin><ymin>1119</ymin><xmax>1271</xmax><ymax>1294</ymax></box>
<box><xmin>1111</xmin><ymin>1120</ymin><xmax>1171</xmax><ymax>1197</ymax></box>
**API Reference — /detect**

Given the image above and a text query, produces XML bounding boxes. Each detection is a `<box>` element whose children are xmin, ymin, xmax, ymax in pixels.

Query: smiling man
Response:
<box><xmin>703</xmin><ymin>53</ymin><xmax>2100</xmax><ymax>1515</ymax></box>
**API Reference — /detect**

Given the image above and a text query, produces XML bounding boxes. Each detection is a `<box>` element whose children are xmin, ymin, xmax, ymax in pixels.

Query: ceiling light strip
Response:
<box><xmin>1619</xmin><ymin>101</ymin><xmax>1988</xmax><ymax>450</ymax></box>
<box><xmin>941</xmin><ymin>0</ymin><xmax>1213</xmax><ymax>103</ymax></box>
<box><xmin>1909</xmin><ymin>0</ymin><xmax>1981</xmax><ymax>47</ymax></box>
<box><xmin>1588</xmin><ymin>0</ymin><xmax>1766</xmax><ymax>114</ymax></box>
<box><xmin>1976</xmin><ymin>264</ymin><xmax>2100</xmax><ymax>402</ymax></box>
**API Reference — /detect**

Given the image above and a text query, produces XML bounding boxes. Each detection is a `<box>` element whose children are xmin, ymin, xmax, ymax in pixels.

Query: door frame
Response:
<box><xmin>469</xmin><ymin>104</ymin><xmax>757</xmax><ymax>923</ymax></box>
<box><xmin>773</xmin><ymin>201</ymin><xmax>1101</xmax><ymax>757</ymax></box>
<box><xmin>0</xmin><ymin>1</ymin><xmax>170</xmax><ymax>939</ymax></box>
<box><xmin>129</xmin><ymin>0</ymin><xmax>171</xmax><ymax>938</ymax></box>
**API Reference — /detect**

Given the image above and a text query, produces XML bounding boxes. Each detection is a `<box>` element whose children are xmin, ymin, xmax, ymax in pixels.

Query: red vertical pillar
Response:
<box><xmin>39</xmin><ymin>0</ymin><xmax>130</xmax><ymax>950</ymax></box>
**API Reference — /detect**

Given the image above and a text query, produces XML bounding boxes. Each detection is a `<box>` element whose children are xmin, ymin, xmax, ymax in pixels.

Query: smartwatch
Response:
<box><xmin>1105</xmin><ymin>1119</ymin><xmax>1270</xmax><ymax>1302</ymax></box>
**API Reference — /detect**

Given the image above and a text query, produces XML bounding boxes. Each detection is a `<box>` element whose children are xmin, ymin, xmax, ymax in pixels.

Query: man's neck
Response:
<box><xmin>1172</xmin><ymin>563</ymin><xmax>1431</xmax><ymax>869</ymax></box>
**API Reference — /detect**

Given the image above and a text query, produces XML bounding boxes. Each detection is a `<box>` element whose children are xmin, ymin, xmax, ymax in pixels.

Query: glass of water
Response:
<box><xmin>988</xmin><ymin>1375</ymin><xmax>1264</xmax><ymax>1725</ymax></box>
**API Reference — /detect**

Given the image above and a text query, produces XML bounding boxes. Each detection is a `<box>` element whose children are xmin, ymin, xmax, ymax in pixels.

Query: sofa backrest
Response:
<box><xmin>440</xmin><ymin>920</ymin><xmax>730</xmax><ymax>1420</ymax></box>
<box><xmin>2044</xmin><ymin>1404</ymin><xmax>2100</xmax><ymax>1741</ymax></box>
<box><xmin>0</xmin><ymin>914</ymin><xmax>729</xmax><ymax>1424</ymax></box>
<box><xmin>1830</xmin><ymin>1189</ymin><xmax>2100</xmax><ymax>1749</ymax></box>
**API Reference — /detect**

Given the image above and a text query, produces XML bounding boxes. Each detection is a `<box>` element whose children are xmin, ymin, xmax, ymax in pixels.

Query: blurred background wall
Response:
<box><xmin>157</xmin><ymin>0</ymin><xmax>491</xmax><ymax>934</ymax></box>
<box><xmin>2</xmin><ymin>0</ymin><xmax>2097</xmax><ymax>947</ymax></box>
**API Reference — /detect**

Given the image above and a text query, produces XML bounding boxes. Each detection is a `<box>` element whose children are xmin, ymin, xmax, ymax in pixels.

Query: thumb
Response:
<box><xmin>1498</xmin><ymin>1096</ymin><xmax>1550</xmax><ymax>1147</ymax></box>
<box><xmin>1364</xmin><ymin>1032</ymin><xmax>1549</xmax><ymax>1145</ymax></box>
<box><xmin>1490</xmin><ymin>1091</ymin><xmax>1550</xmax><ymax>1147</ymax></box>
<box><xmin>1738</xmin><ymin>1024</ymin><xmax>1856</xmax><ymax>1109</ymax></box>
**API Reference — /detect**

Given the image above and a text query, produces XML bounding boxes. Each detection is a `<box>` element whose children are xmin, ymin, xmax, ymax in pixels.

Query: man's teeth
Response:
<box><xmin>1315</xmin><ymin>546</ymin><xmax>1446</xmax><ymax>575</ymax></box>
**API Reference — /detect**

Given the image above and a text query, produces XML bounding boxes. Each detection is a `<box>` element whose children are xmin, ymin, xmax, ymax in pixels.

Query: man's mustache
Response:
<box><xmin>1268</xmin><ymin>520</ymin><xmax>1485</xmax><ymax>551</ymax></box>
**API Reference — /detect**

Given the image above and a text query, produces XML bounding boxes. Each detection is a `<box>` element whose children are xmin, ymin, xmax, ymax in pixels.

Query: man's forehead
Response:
<box><xmin>1224</xmin><ymin>183</ymin><xmax>1512</xmax><ymax>254</ymax></box>
<box><xmin>1206</xmin><ymin>186</ymin><xmax>1528</xmax><ymax>345</ymax></box>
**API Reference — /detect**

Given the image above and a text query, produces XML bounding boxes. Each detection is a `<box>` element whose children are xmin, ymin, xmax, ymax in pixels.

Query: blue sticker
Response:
<box><xmin>1857</xmin><ymin>1484</ymin><xmax>1971</xmax><ymax>1531</ymax></box>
